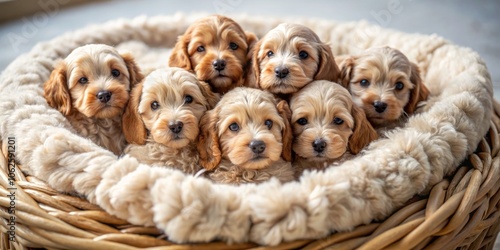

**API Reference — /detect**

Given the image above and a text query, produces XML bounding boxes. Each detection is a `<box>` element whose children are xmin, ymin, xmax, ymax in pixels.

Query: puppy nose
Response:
<box><xmin>312</xmin><ymin>139</ymin><xmax>327</xmax><ymax>153</ymax></box>
<box><xmin>373</xmin><ymin>101</ymin><xmax>388</xmax><ymax>113</ymax></box>
<box><xmin>249</xmin><ymin>140</ymin><xmax>266</xmax><ymax>154</ymax></box>
<box><xmin>168</xmin><ymin>121</ymin><xmax>184</xmax><ymax>134</ymax></box>
<box><xmin>274</xmin><ymin>66</ymin><xmax>289</xmax><ymax>79</ymax></box>
<box><xmin>96</xmin><ymin>90</ymin><xmax>112</xmax><ymax>103</ymax></box>
<box><xmin>212</xmin><ymin>59</ymin><xmax>226</xmax><ymax>71</ymax></box>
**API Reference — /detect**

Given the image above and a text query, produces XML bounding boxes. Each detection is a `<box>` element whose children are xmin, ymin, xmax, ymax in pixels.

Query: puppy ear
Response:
<box><xmin>404</xmin><ymin>63</ymin><xmax>429</xmax><ymax>114</ymax></box>
<box><xmin>245</xmin><ymin>31</ymin><xmax>258</xmax><ymax>61</ymax></box>
<box><xmin>339</xmin><ymin>57</ymin><xmax>357</xmax><ymax>88</ymax></box>
<box><xmin>348</xmin><ymin>104</ymin><xmax>378</xmax><ymax>154</ymax></box>
<box><xmin>276</xmin><ymin>100</ymin><xmax>293</xmax><ymax>162</ymax></box>
<box><xmin>244</xmin><ymin>39</ymin><xmax>262</xmax><ymax>89</ymax></box>
<box><xmin>121</xmin><ymin>53</ymin><xmax>143</xmax><ymax>88</ymax></box>
<box><xmin>198</xmin><ymin>80</ymin><xmax>221</xmax><ymax>109</ymax></box>
<box><xmin>122</xmin><ymin>81</ymin><xmax>147</xmax><ymax>145</ymax></box>
<box><xmin>168</xmin><ymin>34</ymin><xmax>192</xmax><ymax>70</ymax></box>
<box><xmin>314</xmin><ymin>43</ymin><xmax>340</xmax><ymax>82</ymax></box>
<box><xmin>197</xmin><ymin>109</ymin><xmax>222</xmax><ymax>170</ymax></box>
<box><xmin>44</xmin><ymin>62</ymin><xmax>72</xmax><ymax>116</ymax></box>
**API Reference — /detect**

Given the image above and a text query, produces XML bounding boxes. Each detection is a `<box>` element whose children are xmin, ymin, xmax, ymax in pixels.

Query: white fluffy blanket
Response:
<box><xmin>0</xmin><ymin>13</ymin><xmax>493</xmax><ymax>245</ymax></box>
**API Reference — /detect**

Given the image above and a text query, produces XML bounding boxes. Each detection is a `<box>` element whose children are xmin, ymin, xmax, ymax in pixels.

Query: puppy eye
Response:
<box><xmin>333</xmin><ymin>117</ymin><xmax>344</xmax><ymax>125</ymax></box>
<box><xmin>297</xmin><ymin>118</ymin><xmax>308</xmax><ymax>125</ymax></box>
<box><xmin>78</xmin><ymin>77</ymin><xmax>88</xmax><ymax>84</ymax></box>
<box><xmin>111</xmin><ymin>69</ymin><xmax>120</xmax><ymax>77</ymax></box>
<box><xmin>229</xmin><ymin>42</ymin><xmax>238</xmax><ymax>50</ymax></box>
<box><xmin>197</xmin><ymin>46</ymin><xmax>205</xmax><ymax>52</ymax></box>
<box><xmin>184</xmin><ymin>95</ymin><xmax>193</xmax><ymax>104</ymax></box>
<box><xmin>298</xmin><ymin>51</ymin><xmax>309</xmax><ymax>59</ymax></box>
<box><xmin>151</xmin><ymin>101</ymin><xmax>159</xmax><ymax>110</ymax></box>
<box><xmin>360</xmin><ymin>79</ymin><xmax>370</xmax><ymax>87</ymax></box>
<box><xmin>395</xmin><ymin>81</ymin><xmax>404</xmax><ymax>90</ymax></box>
<box><xmin>229</xmin><ymin>123</ymin><xmax>239</xmax><ymax>132</ymax></box>
<box><xmin>264</xmin><ymin>119</ymin><xmax>273</xmax><ymax>129</ymax></box>
<box><xmin>267</xmin><ymin>51</ymin><xmax>274</xmax><ymax>57</ymax></box>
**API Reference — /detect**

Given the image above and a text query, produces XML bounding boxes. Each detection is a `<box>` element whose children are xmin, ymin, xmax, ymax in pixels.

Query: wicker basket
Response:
<box><xmin>0</xmin><ymin>14</ymin><xmax>499</xmax><ymax>249</ymax></box>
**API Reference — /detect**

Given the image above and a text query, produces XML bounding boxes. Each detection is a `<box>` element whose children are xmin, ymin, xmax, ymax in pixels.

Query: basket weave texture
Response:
<box><xmin>0</xmin><ymin>14</ymin><xmax>498</xmax><ymax>249</ymax></box>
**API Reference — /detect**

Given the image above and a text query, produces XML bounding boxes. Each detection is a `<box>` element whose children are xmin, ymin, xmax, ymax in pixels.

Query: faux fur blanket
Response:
<box><xmin>0</xmin><ymin>13</ymin><xmax>493</xmax><ymax>245</ymax></box>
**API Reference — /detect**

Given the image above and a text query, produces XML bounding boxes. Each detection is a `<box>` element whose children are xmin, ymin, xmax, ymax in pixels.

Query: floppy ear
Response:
<box><xmin>348</xmin><ymin>104</ymin><xmax>378</xmax><ymax>154</ymax></box>
<box><xmin>121</xmin><ymin>53</ymin><xmax>143</xmax><ymax>89</ymax></box>
<box><xmin>314</xmin><ymin>43</ymin><xmax>340</xmax><ymax>83</ymax></box>
<box><xmin>122</xmin><ymin>81</ymin><xmax>147</xmax><ymax>145</ymax></box>
<box><xmin>198</xmin><ymin>80</ymin><xmax>221</xmax><ymax>109</ymax></box>
<box><xmin>44</xmin><ymin>62</ymin><xmax>72</xmax><ymax>116</ymax></box>
<box><xmin>405</xmin><ymin>63</ymin><xmax>429</xmax><ymax>115</ymax></box>
<box><xmin>338</xmin><ymin>57</ymin><xmax>355</xmax><ymax>88</ymax></box>
<box><xmin>245</xmin><ymin>31</ymin><xmax>258</xmax><ymax>61</ymax></box>
<box><xmin>197</xmin><ymin>109</ymin><xmax>222</xmax><ymax>170</ymax></box>
<box><xmin>168</xmin><ymin>34</ymin><xmax>192</xmax><ymax>70</ymax></box>
<box><xmin>244</xmin><ymin>39</ymin><xmax>262</xmax><ymax>89</ymax></box>
<box><xmin>276</xmin><ymin>100</ymin><xmax>293</xmax><ymax>162</ymax></box>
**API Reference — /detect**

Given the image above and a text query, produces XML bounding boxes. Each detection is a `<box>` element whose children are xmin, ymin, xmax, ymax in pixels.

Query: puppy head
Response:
<box><xmin>339</xmin><ymin>47</ymin><xmax>429</xmax><ymax>127</ymax></box>
<box><xmin>169</xmin><ymin>15</ymin><xmax>257</xmax><ymax>94</ymax></box>
<box><xmin>44</xmin><ymin>44</ymin><xmax>142</xmax><ymax>119</ymax></box>
<box><xmin>122</xmin><ymin>68</ymin><xmax>219</xmax><ymax>147</ymax></box>
<box><xmin>198</xmin><ymin>87</ymin><xmax>292</xmax><ymax>170</ymax></box>
<box><xmin>248</xmin><ymin>23</ymin><xmax>339</xmax><ymax>94</ymax></box>
<box><xmin>290</xmin><ymin>80</ymin><xmax>377</xmax><ymax>160</ymax></box>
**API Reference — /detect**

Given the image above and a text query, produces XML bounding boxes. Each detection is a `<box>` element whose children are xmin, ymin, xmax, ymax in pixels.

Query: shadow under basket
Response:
<box><xmin>0</xmin><ymin>104</ymin><xmax>499</xmax><ymax>249</ymax></box>
<box><xmin>0</xmin><ymin>14</ymin><xmax>499</xmax><ymax>249</ymax></box>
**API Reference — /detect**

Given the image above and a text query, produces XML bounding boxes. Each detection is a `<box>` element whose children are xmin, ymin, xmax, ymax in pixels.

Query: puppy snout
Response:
<box><xmin>212</xmin><ymin>59</ymin><xmax>226</xmax><ymax>71</ymax></box>
<box><xmin>373</xmin><ymin>101</ymin><xmax>388</xmax><ymax>113</ymax></box>
<box><xmin>249</xmin><ymin>140</ymin><xmax>266</xmax><ymax>154</ymax></box>
<box><xmin>312</xmin><ymin>138</ymin><xmax>327</xmax><ymax>153</ymax></box>
<box><xmin>96</xmin><ymin>90</ymin><xmax>112</xmax><ymax>103</ymax></box>
<box><xmin>274</xmin><ymin>66</ymin><xmax>289</xmax><ymax>79</ymax></box>
<box><xmin>168</xmin><ymin>121</ymin><xmax>184</xmax><ymax>134</ymax></box>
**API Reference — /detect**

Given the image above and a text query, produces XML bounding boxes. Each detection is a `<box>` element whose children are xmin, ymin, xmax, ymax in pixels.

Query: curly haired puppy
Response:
<box><xmin>246</xmin><ymin>23</ymin><xmax>339</xmax><ymax>98</ymax></box>
<box><xmin>339</xmin><ymin>46</ymin><xmax>429</xmax><ymax>131</ymax></box>
<box><xmin>122</xmin><ymin>68</ymin><xmax>219</xmax><ymax>174</ymax></box>
<box><xmin>290</xmin><ymin>80</ymin><xmax>378</xmax><ymax>176</ymax></box>
<box><xmin>169</xmin><ymin>15</ymin><xmax>257</xmax><ymax>94</ymax></box>
<box><xmin>44</xmin><ymin>44</ymin><xmax>142</xmax><ymax>155</ymax></box>
<box><xmin>197</xmin><ymin>87</ymin><xmax>294</xmax><ymax>184</ymax></box>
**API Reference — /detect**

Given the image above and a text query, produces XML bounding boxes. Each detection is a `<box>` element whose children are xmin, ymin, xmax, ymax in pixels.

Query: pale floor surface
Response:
<box><xmin>0</xmin><ymin>0</ymin><xmax>499</xmax><ymax>248</ymax></box>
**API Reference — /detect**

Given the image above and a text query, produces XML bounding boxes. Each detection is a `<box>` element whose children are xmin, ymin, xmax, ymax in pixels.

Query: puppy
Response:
<box><xmin>246</xmin><ymin>23</ymin><xmax>340</xmax><ymax>98</ymax></box>
<box><xmin>44</xmin><ymin>44</ymin><xmax>142</xmax><ymax>155</ymax></box>
<box><xmin>290</xmin><ymin>80</ymin><xmax>378</xmax><ymax>176</ymax></box>
<box><xmin>169</xmin><ymin>15</ymin><xmax>257</xmax><ymax>94</ymax></box>
<box><xmin>197</xmin><ymin>87</ymin><xmax>295</xmax><ymax>184</ymax></box>
<box><xmin>122</xmin><ymin>68</ymin><xmax>219</xmax><ymax>174</ymax></box>
<box><xmin>338</xmin><ymin>46</ymin><xmax>429</xmax><ymax>131</ymax></box>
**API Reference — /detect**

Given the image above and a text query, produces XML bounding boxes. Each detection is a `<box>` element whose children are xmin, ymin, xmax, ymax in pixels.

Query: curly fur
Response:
<box><xmin>207</xmin><ymin>159</ymin><xmax>294</xmax><ymax>184</ymax></box>
<box><xmin>123</xmin><ymin>67</ymin><xmax>219</xmax><ymax>173</ymax></box>
<box><xmin>338</xmin><ymin>46</ymin><xmax>429</xmax><ymax>132</ymax></box>
<box><xmin>43</xmin><ymin>44</ymin><xmax>143</xmax><ymax>155</ymax></box>
<box><xmin>290</xmin><ymin>80</ymin><xmax>378</xmax><ymax>177</ymax></box>
<box><xmin>197</xmin><ymin>87</ymin><xmax>294</xmax><ymax>183</ymax></box>
<box><xmin>169</xmin><ymin>14</ymin><xmax>257</xmax><ymax>94</ymax></box>
<box><xmin>246</xmin><ymin>23</ymin><xmax>339</xmax><ymax>97</ymax></box>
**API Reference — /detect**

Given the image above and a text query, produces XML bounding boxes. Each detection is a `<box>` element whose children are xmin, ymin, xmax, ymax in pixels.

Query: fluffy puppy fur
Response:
<box><xmin>197</xmin><ymin>87</ymin><xmax>295</xmax><ymax>184</ymax></box>
<box><xmin>44</xmin><ymin>44</ymin><xmax>142</xmax><ymax>155</ymax></box>
<box><xmin>169</xmin><ymin>15</ymin><xmax>257</xmax><ymax>94</ymax></box>
<box><xmin>339</xmin><ymin>46</ymin><xmax>429</xmax><ymax>130</ymax></box>
<box><xmin>246</xmin><ymin>23</ymin><xmax>339</xmax><ymax>97</ymax></box>
<box><xmin>122</xmin><ymin>68</ymin><xmax>219</xmax><ymax>174</ymax></box>
<box><xmin>290</xmin><ymin>80</ymin><xmax>378</xmax><ymax>176</ymax></box>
